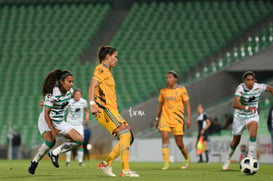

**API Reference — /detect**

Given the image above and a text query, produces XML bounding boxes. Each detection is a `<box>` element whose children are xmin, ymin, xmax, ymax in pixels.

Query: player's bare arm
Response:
<box><xmin>44</xmin><ymin>107</ymin><xmax>59</xmax><ymax>137</ymax></box>
<box><xmin>39</xmin><ymin>99</ymin><xmax>45</xmax><ymax>107</ymax></box>
<box><xmin>89</xmin><ymin>78</ymin><xmax>99</xmax><ymax>115</ymax></box>
<box><xmin>232</xmin><ymin>96</ymin><xmax>256</xmax><ymax>113</ymax></box>
<box><xmin>184</xmin><ymin>100</ymin><xmax>191</xmax><ymax>128</ymax></box>
<box><xmin>155</xmin><ymin>102</ymin><xmax>163</xmax><ymax>129</ymax></box>
<box><xmin>84</xmin><ymin>107</ymin><xmax>89</xmax><ymax>124</ymax></box>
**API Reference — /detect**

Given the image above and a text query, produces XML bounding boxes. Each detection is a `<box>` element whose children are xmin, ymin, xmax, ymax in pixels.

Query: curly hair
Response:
<box><xmin>42</xmin><ymin>69</ymin><xmax>72</xmax><ymax>96</ymax></box>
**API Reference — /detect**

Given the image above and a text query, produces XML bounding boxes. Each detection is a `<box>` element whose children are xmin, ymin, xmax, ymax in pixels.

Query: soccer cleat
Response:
<box><xmin>66</xmin><ymin>162</ymin><xmax>70</xmax><ymax>166</ymax></box>
<box><xmin>161</xmin><ymin>163</ymin><xmax>170</xmax><ymax>170</ymax></box>
<box><xmin>181</xmin><ymin>157</ymin><xmax>190</xmax><ymax>169</ymax></box>
<box><xmin>79</xmin><ymin>162</ymin><xmax>84</xmax><ymax>166</ymax></box>
<box><xmin>98</xmin><ymin>162</ymin><xmax>116</xmax><ymax>177</ymax></box>
<box><xmin>28</xmin><ymin>161</ymin><xmax>38</xmax><ymax>175</ymax></box>
<box><xmin>48</xmin><ymin>150</ymin><xmax>59</xmax><ymax>168</ymax></box>
<box><xmin>222</xmin><ymin>159</ymin><xmax>231</xmax><ymax>170</ymax></box>
<box><xmin>120</xmin><ymin>170</ymin><xmax>140</xmax><ymax>177</ymax></box>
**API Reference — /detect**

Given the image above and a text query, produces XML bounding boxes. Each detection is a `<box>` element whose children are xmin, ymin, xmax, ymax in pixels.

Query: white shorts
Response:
<box><xmin>67</xmin><ymin>124</ymin><xmax>84</xmax><ymax>137</ymax></box>
<box><xmin>232</xmin><ymin>114</ymin><xmax>259</xmax><ymax>135</ymax></box>
<box><xmin>38</xmin><ymin>113</ymin><xmax>73</xmax><ymax>136</ymax></box>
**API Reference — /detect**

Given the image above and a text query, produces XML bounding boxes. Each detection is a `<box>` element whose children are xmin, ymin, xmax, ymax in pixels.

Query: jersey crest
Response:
<box><xmin>98</xmin><ymin>68</ymin><xmax>104</xmax><ymax>74</ymax></box>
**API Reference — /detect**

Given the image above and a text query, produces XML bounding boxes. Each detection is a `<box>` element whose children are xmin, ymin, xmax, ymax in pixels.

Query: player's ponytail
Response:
<box><xmin>42</xmin><ymin>69</ymin><xmax>72</xmax><ymax>96</ymax></box>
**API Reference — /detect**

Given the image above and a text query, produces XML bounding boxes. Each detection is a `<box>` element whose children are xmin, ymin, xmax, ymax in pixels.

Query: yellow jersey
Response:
<box><xmin>92</xmin><ymin>63</ymin><xmax>117</xmax><ymax>110</ymax></box>
<box><xmin>158</xmin><ymin>85</ymin><xmax>189</xmax><ymax>126</ymax></box>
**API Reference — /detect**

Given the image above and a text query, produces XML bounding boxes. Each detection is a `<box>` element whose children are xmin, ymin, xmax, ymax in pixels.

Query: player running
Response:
<box><xmin>89</xmin><ymin>46</ymin><xmax>139</xmax><ymax>177</ymax></box>
<box><xmin>28</xmin><ymin>70</ymin><xmax>83</xmax><ymax>175</ymax></box>
<box><xmin>222</xmin><ymin>71</ymin><xmax>273</xmax><ymax>170</ymax></box>
<box><xmin>155</xmin><ymin>70</ymin><xmax>191</xmax><ymax>170</ymax></box>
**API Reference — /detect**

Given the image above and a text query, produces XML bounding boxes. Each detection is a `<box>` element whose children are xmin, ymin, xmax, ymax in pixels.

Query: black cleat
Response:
<box><xmin>66</xmin><ymin>162</ymin><xmax>70</xmax><ymax>166</ymax></box>
<box><xmin>28</xmin><ymin>161</ymin><xmax>38</xmax><ymax>175</ymax></box>
<box><xmin>48</xmin><ymin>151</ymin><xmax>59</xmax><ymax>168</ymax></box>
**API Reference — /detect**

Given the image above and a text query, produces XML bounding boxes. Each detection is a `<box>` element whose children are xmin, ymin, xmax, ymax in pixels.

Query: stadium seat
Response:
<box><xmin>1</xmin><ymin>1</ymin><xmax>273</xmax><ymax>148</ymax></box>
<box><xmin>197</xmin><ymin>22</ymin><xmax>273</xmax><ymax>78</ymax></box>
<box><xmin>0</xmin><ymin>2</ymin><xmax>111</xmax><ymax>147</ymax></box>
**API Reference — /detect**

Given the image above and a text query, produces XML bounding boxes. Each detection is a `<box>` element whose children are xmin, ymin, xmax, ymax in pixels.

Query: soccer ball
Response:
<box><xmin>240</xmin><ymin>157</ymin><xmax>259</xmax><ymax>175</ymax></box>
<box><xmin>86</xmin><ymin>143</ymin><xmax>92</xmax><ymax>150</ymax></box>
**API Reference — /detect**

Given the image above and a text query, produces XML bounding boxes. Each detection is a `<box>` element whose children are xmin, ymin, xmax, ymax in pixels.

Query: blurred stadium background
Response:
<box><xmin>0</xmin><ymin>0</ymin><xmax>273</xmax><ymax>162</ymax></box>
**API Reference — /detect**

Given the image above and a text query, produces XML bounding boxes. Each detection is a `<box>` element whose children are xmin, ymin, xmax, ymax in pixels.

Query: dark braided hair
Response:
<box><xmin>42</xmin><ymin>69</ymin><xmax>73</xmax><ymax>96</ymax></box>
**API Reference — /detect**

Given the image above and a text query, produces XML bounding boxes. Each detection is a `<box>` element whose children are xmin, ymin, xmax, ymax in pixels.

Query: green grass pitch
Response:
<box><xmin>0</xmin><ymin>160</ymin><xmax>273</xmax><ymax>181</ymax></box>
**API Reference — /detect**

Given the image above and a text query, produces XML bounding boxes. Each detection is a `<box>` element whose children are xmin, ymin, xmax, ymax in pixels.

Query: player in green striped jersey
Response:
<box><xmin>28</xmin><ymin>70</ymin><xmax>84</xmax><ymax>175</ymax></box>
<box><xmin>223</xmin><ymin>71</ymin><xmax>273</xmax><ymax>170</ymax></box>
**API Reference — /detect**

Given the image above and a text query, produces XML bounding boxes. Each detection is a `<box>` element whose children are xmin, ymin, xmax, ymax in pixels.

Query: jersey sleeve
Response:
<box><xmin>158</xmin><ymin>89</ymin><xmax>164</xmax><ymax>103</ymax></box>
<box><xmin>234</xmin><ymin>84</ymin><xmax>243</xmax><ymax>97</ymax></box>
<box><xmin>181</xmin><ymin>87</ymin><xmax>190</xmax><ymax>102</ymax></box>
<box><xmin>204</xmin><ymin>112</ymin><xmax>208</xmax><ymax>120</ymax></box>
<box><xmin>259</xmin><ymin>83</ymin><xmax>267</xmax><ymax>93</ymax></box>
<box><xmin>93</xmin><ymin>66</ymin><xmax>108</xmax><ymax>83</ymax></box>
<box><xmin>44</xmin><ymin>94</ymin><xmax>54</xmax><ymax>108</ymax></box>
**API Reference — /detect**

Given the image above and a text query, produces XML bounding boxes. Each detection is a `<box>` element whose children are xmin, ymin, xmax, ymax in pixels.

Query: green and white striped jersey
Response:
<box><xmin>66</xmin><ymin>98</ymin><xmax>88</xmax><ymax>126</ymax></box>
<box><xmin>43</xmin><ymin>86</ymin><xmax>73</xmax><ymax>122</ymax></box>
<box><xmin>234</xmin><ymin>82</ymin><xmax>267</xmax><ymax>118</ymax></box>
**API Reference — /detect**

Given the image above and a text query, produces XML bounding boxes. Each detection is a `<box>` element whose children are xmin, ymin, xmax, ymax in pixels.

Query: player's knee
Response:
<box><xmin>75</xmin><ymin>140</ymin><xmax>84</xmax><ymax>146</ymax></box>
<box><xmin>117</xmin><ymin>128</ymin><xmax>130</xmax><ymax>139</ymax></box>
<box><xmin>162</xmin><ymin>137</ymin><xmax>169</xmax><ymax>143</ymax></box>
<box><xmin>45</xmin><ymin>140</ymin><xmax>55</xmax><ymax>148</ymax></box>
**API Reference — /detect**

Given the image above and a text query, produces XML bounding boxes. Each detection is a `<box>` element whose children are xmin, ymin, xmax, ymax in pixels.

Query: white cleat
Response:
<box><xmin>98</xmin><ymin>162</ymin><xmax>116</xmax><ymax>177</ymax></box>
<box><xmin>161</xmin><ymin>163</ymin><xmax>170</xmax><ymax>170</ymax></box>
<box><xmin>120</xmin><ymin>170</ymin><xmax>140</xmax><ymax>177</ymax></box>
<box><xmin>222</xmin><ymin>159</ymin><xmax>231</xmax><ymax>170</ymax></box>
<box><xmin>181</xmin><ymin>157</ymin><xmax>190</xmax><ymax>169</ymax></box>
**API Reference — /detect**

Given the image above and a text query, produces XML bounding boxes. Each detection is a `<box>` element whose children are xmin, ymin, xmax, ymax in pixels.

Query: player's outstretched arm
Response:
<box><xmin>89</xmin><ymin>78</ymin><xmax>99</xmax><ymax>115</ymax></box>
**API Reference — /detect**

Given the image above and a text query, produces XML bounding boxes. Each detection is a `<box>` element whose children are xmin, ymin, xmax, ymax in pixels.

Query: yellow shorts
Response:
<box><xmin>159</xmin><ymin>122</ymin><xmax>184</xmax><ymax>135</ymax></box>
<box><xmin>96</xmin><ymin>108</ymin><xmax>127</xmax><ymax>135</ymax></box>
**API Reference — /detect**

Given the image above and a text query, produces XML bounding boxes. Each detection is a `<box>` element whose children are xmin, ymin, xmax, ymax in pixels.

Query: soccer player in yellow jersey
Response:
<box><xmin>155</xmin><ymin>70</ymin><xmax>191</xmax><ymax>170</ymax></box>
<box><xmin>89</xmin><ymin>46</ymin><xmax>139</xmax><ymax>177</ymax></box>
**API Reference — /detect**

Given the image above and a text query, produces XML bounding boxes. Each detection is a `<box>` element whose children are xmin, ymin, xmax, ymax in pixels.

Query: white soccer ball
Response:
<box><xmin>240</xmin><ymin>157</ymin><xmax>259</xmax><ymax>175</ymax></box>
<box><xmin>87</xmin><ymin>144</ymin><xmax>92</xmax><ymax>150</ymax></box>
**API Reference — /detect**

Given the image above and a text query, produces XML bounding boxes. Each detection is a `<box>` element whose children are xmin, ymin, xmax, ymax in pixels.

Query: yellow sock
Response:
<box><xmin>105</xmin><ymin>142</ymin><xmax>120</xmax><ymax>165</ymax></box>
<box><xmin>162</xmin><ymin>147</ymin><xmax>169</xmax><ymax>164</ymax></box>
<box><xmin>119</xmin><ymin>130</ymin><xmax>131</xmax><ymax>171</ymax></box>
